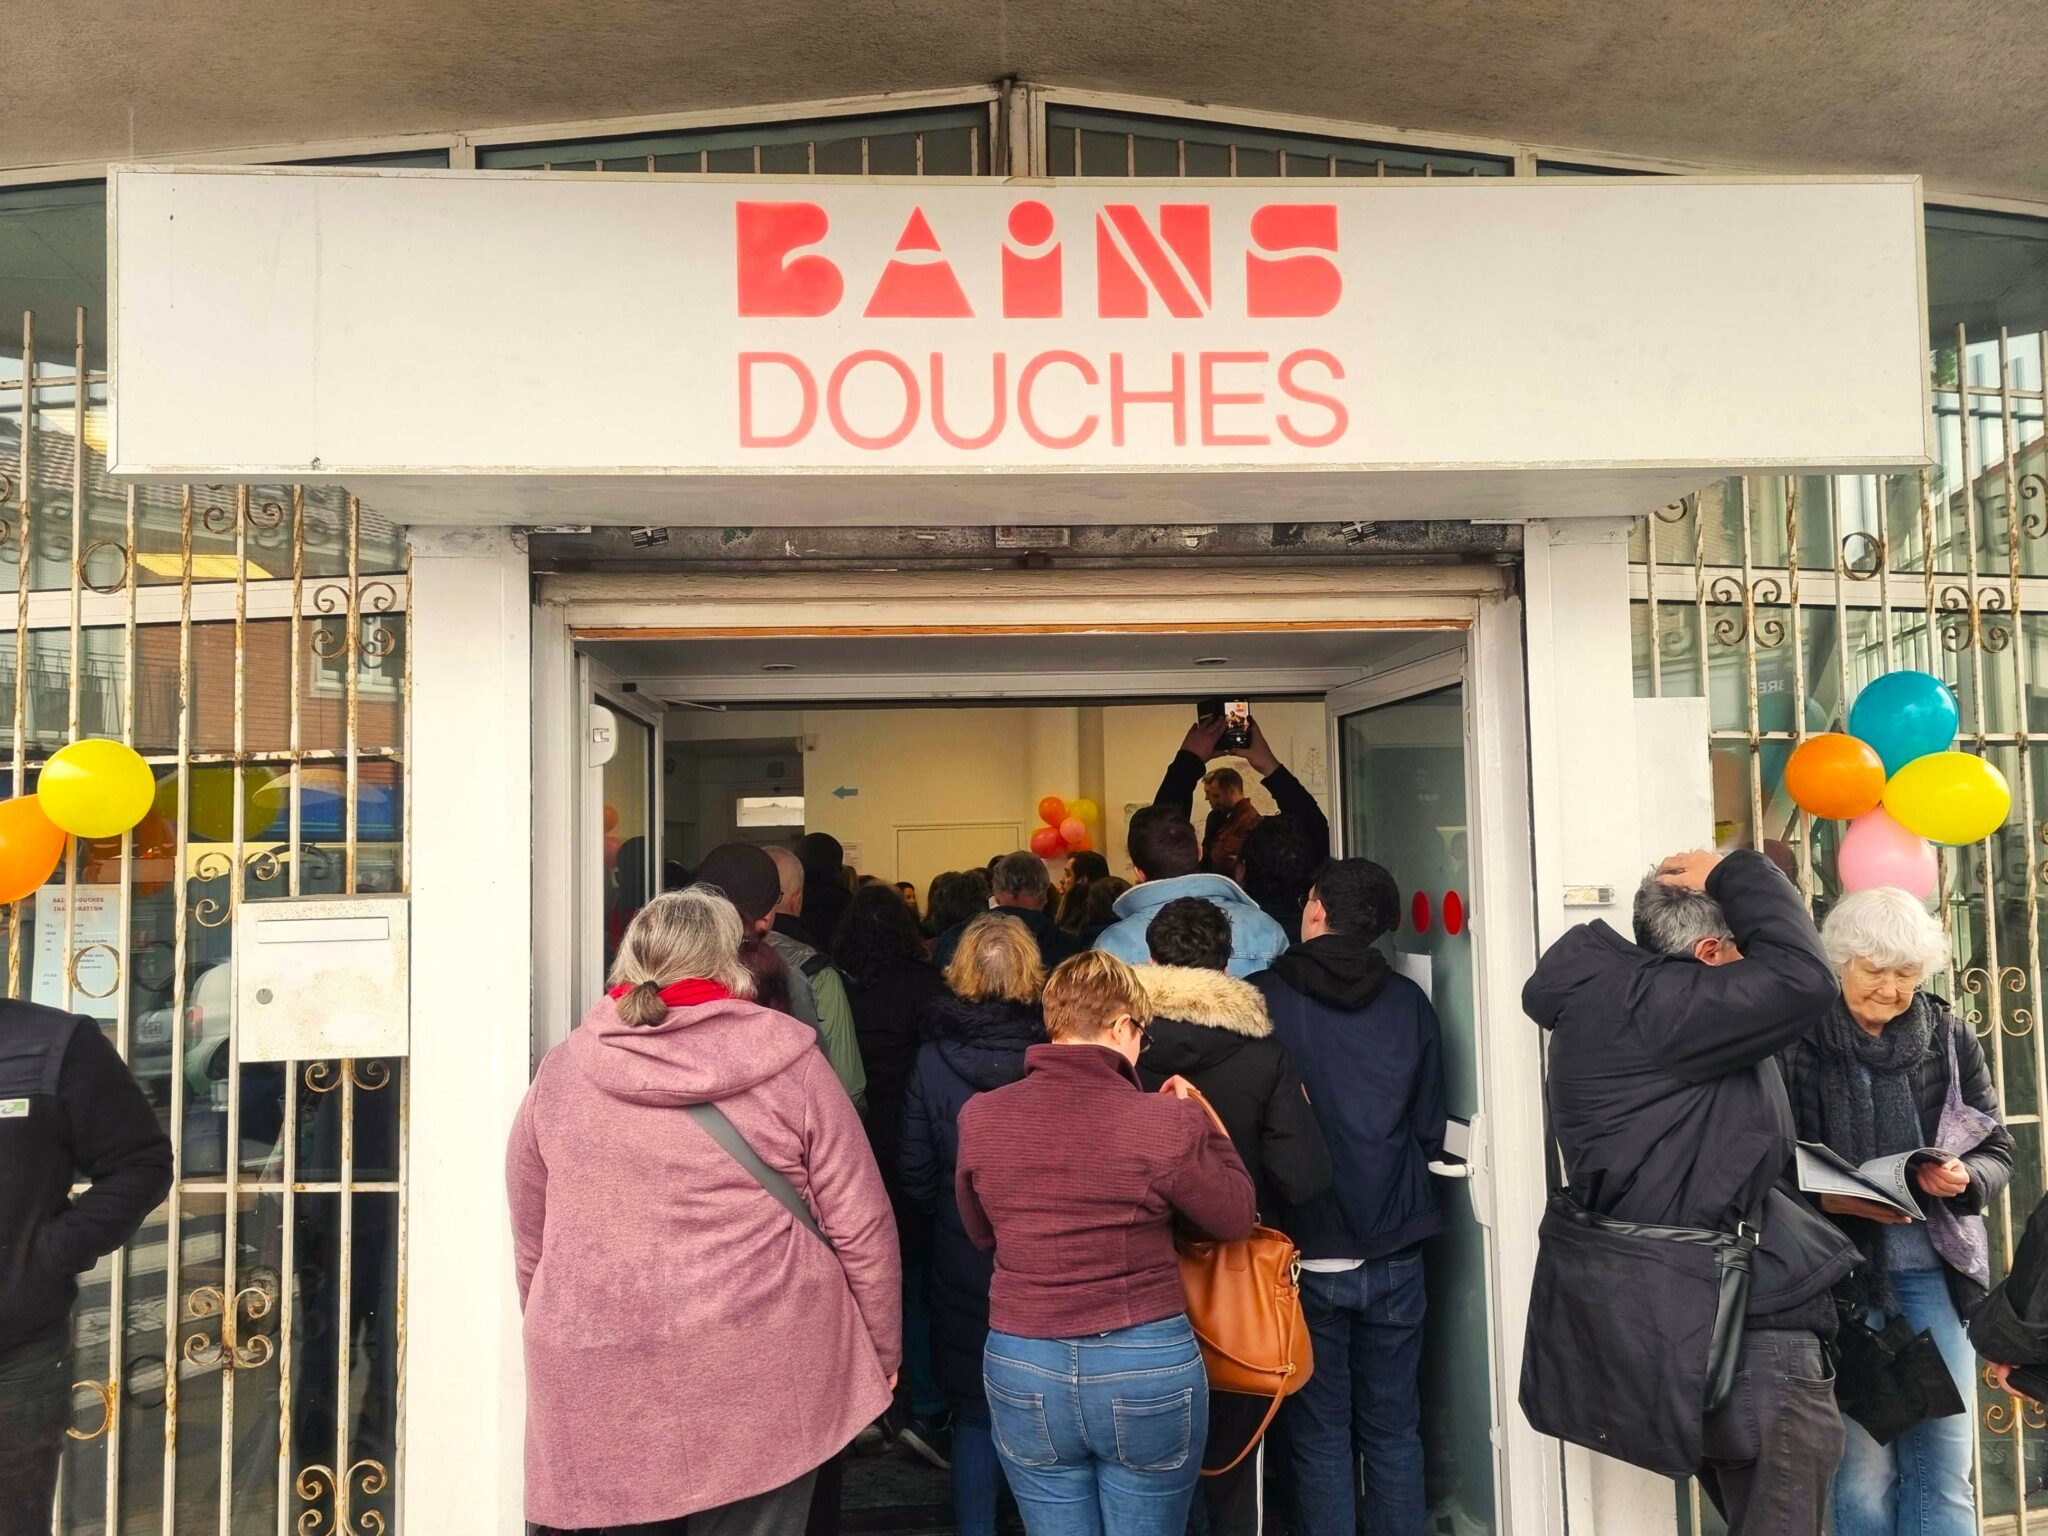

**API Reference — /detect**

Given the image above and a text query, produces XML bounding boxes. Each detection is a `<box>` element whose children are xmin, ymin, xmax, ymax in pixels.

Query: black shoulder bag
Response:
<box><xmin>1518</xmin><ymin>1046</ymin><xmax>1760</xmax><ymax>1478</ymax></box>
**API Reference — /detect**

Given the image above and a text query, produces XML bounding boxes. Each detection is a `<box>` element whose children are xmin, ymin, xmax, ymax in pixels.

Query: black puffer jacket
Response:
<box><xmin>1781</xmin><ymin>1000</ymin><xmax>2014</xmax><ymax>1316</ymax></box>
<box><xmin>899</xmin><ymin>994</ymin><xmax>1046</xmax><ymax>1402</ymax></box>
<box><xmin>1973</xmin><ymin>1192</ymin><xmax>2048</xmax><ymax>1366</ymax></box>
<box><xmin>842</xmin><ymin>956</ymin><xmax>948</xmax><ymax>1205</ymax></box>
<box><xmin>1523</xmin><ymin>851</ymin><xmax>1859</xmax><ymax>1329</ymax></box>
<box><xmin>1132</xmin><ymin>965</ymin><xmax>1331</xmax><ymax>1218</ymax></box>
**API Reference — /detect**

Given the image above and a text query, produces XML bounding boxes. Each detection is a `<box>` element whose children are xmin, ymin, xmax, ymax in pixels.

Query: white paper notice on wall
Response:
<box><xmin>1392</xmin><ymin>949</ymin><xmax>1434</xmax><ymax>1002</ymax></box>
<box><xmin>32</xmin><ymin>886</ymin><xmax>123</xmax><ymax>1020</ymax></box>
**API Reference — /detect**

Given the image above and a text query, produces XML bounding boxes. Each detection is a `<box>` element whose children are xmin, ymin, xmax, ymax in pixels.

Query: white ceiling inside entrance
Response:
<box><xmin>12</xmin><ymin>4</ymin><xmax>2048</xmax><ymax>202</ymax></box>
<box><xmin>580</xmin><ymin>626</ymin><xmax>1458</xmax><ymax>703</ymax></box>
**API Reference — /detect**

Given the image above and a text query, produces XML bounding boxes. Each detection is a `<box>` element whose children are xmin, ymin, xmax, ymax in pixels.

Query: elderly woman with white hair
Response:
<box><xmin>1781</xmin><ymin>886</ymin><xmax>2014</xmax><ymax>1536</ymax></box>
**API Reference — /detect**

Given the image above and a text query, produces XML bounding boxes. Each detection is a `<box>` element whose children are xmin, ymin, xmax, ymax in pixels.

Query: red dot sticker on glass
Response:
<box><xmin>1443</xmin><ymin>891</ymin><xmax>1466</xmax><ymax>937</ymax></box>
<box><xmin>1411</xmin><ymin>891</ymin><xmax>1433</xmax><ymax>934</ymax></box>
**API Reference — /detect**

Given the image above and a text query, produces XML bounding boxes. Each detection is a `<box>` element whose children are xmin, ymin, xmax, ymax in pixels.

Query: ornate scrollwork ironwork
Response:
<box><xmin>1706</xmin><ymin>575</ymin><xmax>1787</xmax><ymax>648</ymax></box>
<box><xmin>245</xmin><ymin>847</ymin><xmax>285</xmax><ymax>882</ymax></box>
<box><xmin>66</xmin><ymin>1378</ymin><xmax>115</xmax><ymax>1441</ymax></box>
<box><xmin>2019</xmin><ymin>471</ymin><xmax>2047</xmax><ymax>539</ymax></box>
<box><xmin>1936</xmin><ymin>583</ymin><xmax>2015</xmax><ymax>652</ymax></box>
<box><xmin>248</xmin><ymin>499</ymin><xmax>288</xmax><ymax>531</ymax></box>
<box><xmin>179</xmin><ymin>1279</ymin><xmax>277</xmax><ymax>1371</ymax></box>
<box><xmin>1960</xmin><ymin>966</ymin><xmax>2029</xmax><ymax>1039</ymax></box>
<box><xmin>200</xmin><ymin>502</ymin><xmax>236</xmax><ymax>536</ymax></box>
<box><xmin>304</xmin><ymin>1058</ymin><xmax>393</xmax><ymax>1093</ymax></box>
<box><xmin>1985</xmin><ymin>1361</ymin><xmax>2048</xmax><ymax>1433</ymax></box>
<box><xmin>1653</xmin><ymin>494</ymin><xmax>1695</xmax><ymax>524</ymax></box>
<box><xmin>1839</xmin><ymin>531</ymin><xmax>1885</xmax><ymax>581</ymax></box>
<box><xmin>295</xmin><ymin>1458</ymin><xmax>391</xmax><ymax>1536</ymax></box>
<box><xmin>65</xmin><ymin>942</ymin><xmax>120</xmax><ymax>1001</ymax></box>
<box><xmin>77</xmin><ymin>537</ymin><xmax>130</xmax><ymax>595</ymax></box>
<box><xmin>311</xmin><ymin>620</ymin><xmax>350</xmax><ymax>661</ymax></box>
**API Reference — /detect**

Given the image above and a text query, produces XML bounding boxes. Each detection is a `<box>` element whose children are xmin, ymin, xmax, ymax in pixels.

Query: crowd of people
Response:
<box><xmin>18</xmin><ymin>711</ymin><xmax>2048</xmax><ymax>1536</ymax></box>
<box><xmin>507</xmin><ymin>715</ymin><xmax>1441</xmax><ymax>1536</ymax></box>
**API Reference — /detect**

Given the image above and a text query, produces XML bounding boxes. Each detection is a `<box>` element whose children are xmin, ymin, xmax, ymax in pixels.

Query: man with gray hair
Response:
<box><xmin>929</xmin><ymin>850</ymin><xmax>1080</xmax><ymax>972</ymax></box>
<box><xmin>1521</xmin><ymin>849</ymin><xmax>1858</xmax><ymax>1536</ymax></box>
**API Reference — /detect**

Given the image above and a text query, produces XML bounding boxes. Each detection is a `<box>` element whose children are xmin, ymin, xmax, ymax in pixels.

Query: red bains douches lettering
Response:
<box><xmin>736</xmin><ymin>349</ymin><xmax>1349</xmax><ymax>454</ymax></box>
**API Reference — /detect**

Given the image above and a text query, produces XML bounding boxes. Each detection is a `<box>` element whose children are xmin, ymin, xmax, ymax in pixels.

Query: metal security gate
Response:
<box><xmin>5</xmin><ymin>307</ymin><xmax>410</xmax><ymax>1536</ymax></box>
<box><xmin>1632</xmin><ymin>320</ymin><xmax>2048</xmax><ymax>1529</ymax></box>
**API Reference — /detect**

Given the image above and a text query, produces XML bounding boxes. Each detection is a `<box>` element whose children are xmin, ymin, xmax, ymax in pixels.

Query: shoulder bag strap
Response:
<box><xmin>683</xmin><ymin>1102</ymin><xmax>833</xmax><ymax>1251</ymax></box>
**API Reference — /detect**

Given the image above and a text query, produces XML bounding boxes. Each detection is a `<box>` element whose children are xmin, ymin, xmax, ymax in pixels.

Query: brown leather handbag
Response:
<box><xmin>1168</xmin><ymin>1082</ymin><xmax>1315</xmax><ymax>1475</ymax></box>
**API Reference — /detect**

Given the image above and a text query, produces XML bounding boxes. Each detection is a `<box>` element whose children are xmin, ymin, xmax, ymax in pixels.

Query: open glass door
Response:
<box><xmin>1327</xmin><ymin>645</ymin><xmax>1498</xmax><ymax>1536</ymax></box>
<box><xmin>579</xmin><ymin>655</ymin><xmax>664</xmax><ymax>1001</ymax></box>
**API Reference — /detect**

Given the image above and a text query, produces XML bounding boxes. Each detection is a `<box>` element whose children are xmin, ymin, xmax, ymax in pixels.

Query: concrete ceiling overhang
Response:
<box><xmin>11</xmin><ymin>1</ymin><xmax>2048</xmax><ymax>203</ymax></box>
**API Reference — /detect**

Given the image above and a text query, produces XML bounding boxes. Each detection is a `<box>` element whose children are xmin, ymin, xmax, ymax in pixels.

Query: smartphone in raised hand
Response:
<box><xmin>1221</xmin><ymin>701</ymin><xmax>1252</xmax><ymax>752</ymax></box>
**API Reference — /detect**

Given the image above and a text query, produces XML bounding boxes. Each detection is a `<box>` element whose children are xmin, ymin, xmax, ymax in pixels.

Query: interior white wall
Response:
<box><xmin>666</xmin><ymin>697</ymin><xmax>1333</xmax><ymax>882</ymax></box>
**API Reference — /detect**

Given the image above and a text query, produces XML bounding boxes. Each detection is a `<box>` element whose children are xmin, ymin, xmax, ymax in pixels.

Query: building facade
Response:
<box><xmin>4</xmin><ymin>60</ymin><xmax>2045</xmax><ymax>1536</ymax></box>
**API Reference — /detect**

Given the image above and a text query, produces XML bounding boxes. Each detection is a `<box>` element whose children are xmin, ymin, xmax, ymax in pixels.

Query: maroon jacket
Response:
<box><xmin>955</xmin><ymin>1043</ymin><xmax>1256</xmax><ymax>1338</ymax></box>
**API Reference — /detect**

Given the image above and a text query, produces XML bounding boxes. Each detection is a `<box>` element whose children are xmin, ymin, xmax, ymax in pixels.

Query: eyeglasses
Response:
<box><xmin>1114</xmin><ymin>1013</ymin><xmax>1153</xmax><ymax>1051</ymax></box>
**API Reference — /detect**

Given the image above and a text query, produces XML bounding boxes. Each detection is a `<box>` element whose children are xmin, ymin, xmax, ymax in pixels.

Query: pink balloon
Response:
<box><xmin>1059</xmin><ymin>816</ymin><xmax>1088</xmax><ymax>846</ymax></box>
<box><xmin>1838</xmin><ymin>809</ymin><xmax>1938</xmax><ymax>901</ymax></box>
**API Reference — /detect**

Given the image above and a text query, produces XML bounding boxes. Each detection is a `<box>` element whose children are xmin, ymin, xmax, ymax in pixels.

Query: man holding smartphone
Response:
<box><xmin>1157</xmin><ymin>702</ymin><xmax>1329</xmax><ymax>881</ymax></box>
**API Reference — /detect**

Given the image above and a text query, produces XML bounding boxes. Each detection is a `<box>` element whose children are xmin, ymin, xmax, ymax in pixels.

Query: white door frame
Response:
<box><xmin>1322</xmin><ymin>602</ymin><xmax>1551</xmax><ymax>1536</ymax></box>
<box><xmin>575</xmin><ymin>654</ymin><xmax>666</xmax><ymax>1024</ymax></box>
<box><xmin>526</xmin><ymin>566</ymin><xmax>1553</xmax><ymax>1536</ymax></box>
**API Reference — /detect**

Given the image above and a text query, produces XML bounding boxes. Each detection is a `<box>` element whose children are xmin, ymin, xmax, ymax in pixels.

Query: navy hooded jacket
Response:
<box><xmin>1251</xmin><ymin>938</ymin><xmax>1446</xmax><ymax>1262</ymax></box>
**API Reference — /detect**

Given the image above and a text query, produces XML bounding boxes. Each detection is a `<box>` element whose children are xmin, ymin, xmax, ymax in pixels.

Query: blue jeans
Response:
<box><xmin>950</xmin><ymin>1393</ymin><xmax>1008</xmax><ymax>1536</ymax></box>
<box><xmin>983</xmin><ymin>1314</ymin><xmax>1209</xmax><ymax>1536</ymax></box>
<box><xmin>1285</xmin><ymin>1252</ymin><xmax>1428</xmax><ymax>1536</ymax></box>
<box><xmin>1833</xmin><ymin>1269</ymin><xmax>1977</xmax><ymax>1536</ymax></box>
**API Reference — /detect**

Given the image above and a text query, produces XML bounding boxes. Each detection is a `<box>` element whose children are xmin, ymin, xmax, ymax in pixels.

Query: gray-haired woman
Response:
<box><xmin>1781</xmin><ymin>887</ymin><xmax>2014</xmax><ymax>1536</ymax></box>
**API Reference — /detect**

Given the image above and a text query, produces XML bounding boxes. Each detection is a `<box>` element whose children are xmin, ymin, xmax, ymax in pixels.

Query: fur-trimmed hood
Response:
<box><xmin>1136</xmin><ymin>965</ymin><xmax>1272</xmax><ymax>1038</ymax></box>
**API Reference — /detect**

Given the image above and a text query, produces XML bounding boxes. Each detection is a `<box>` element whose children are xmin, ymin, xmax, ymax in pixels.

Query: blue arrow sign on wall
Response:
<box><xmin>832</xmin><ymin>786</ymin><xmax>859</xmax><ymax>799</ymax></box>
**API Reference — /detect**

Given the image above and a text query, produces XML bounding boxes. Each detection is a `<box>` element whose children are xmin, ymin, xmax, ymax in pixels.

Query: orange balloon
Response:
<box><xmin>0</xmin><ymin>796</ymin><xmax>67</xmax><ymax>904</ymax></box>
<box><xmin>1029</xmin><ymin>826</ymin><xmax>1065</xmax><ymax>858</ymax></box>
<box><xmin>1037</xmin><ymin>796</ymin><xmax>1068</xmax><ymax>828</ymax></box>
<box><xmin>1784</xmin><ymin>733</ymin><xmax>1887</xmax><ymax>820</ymax></box>
<box><xmin>1065</xmin><ymin>830</ymin><xmax>1095</xmax><ymax>854</ymax></box>
<box><xmin>78</xmin><ymin>809</ymin><xmax>176</xmax><ymax>898</ymax></box>
<box><xmin>602</xmin><ymin>803</ymin><xmax>621</xmax><ymax>833</ymax></box>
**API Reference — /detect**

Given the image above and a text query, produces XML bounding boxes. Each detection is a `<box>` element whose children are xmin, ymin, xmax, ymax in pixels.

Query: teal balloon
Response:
<box><xmin>1848</xmin><ymin>670</ymin><xmax>1959</xmax><ymax>777</ymax></box>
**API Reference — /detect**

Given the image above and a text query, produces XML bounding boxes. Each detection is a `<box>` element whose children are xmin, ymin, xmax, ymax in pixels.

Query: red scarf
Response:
<box><xmin>606</xmin><ymin>978</ymin><xmax>734</xmax><ymax>1008</ymax></box>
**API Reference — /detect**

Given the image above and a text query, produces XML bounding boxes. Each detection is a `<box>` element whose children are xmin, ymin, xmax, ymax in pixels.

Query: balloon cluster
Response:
<box><xmin>0</xmin><ymin>740</ymin><xmax>158</xmax><ymax>904</ymax></box>
<box><xmin>1029</xmin><ymin>795</ymin><xmax>1100</xmax><ymax>860</ymax></box>
<box><xmin>1784</xmin><ymin>669</ymin><xmax>2010</xmax><ymax>902</ymax></box>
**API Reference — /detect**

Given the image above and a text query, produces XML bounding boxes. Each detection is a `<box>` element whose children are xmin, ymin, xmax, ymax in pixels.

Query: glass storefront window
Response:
<box><xmin>476</xmin><ymin>106</ymin><xmax>992</xmax><ymax>176</ymax></box>
<box><xmin>1047</xmin><ymin>104</ymin><xmax>1510</xmax><ymax>178</ymax></box>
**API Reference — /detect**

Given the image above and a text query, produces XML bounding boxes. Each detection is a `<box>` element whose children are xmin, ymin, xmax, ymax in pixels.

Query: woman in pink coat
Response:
<box><xmin>508</xmin><ymin>885</ymin><xmax>902</xmax><ymax>1535</ymax></box>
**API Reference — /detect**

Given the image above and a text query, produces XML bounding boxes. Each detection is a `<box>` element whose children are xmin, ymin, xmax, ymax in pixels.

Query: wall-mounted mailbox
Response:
<box><xmin>235</xmin><ymin>894</ymin><xmax>410</xmax><ymax>1062</ymax></box>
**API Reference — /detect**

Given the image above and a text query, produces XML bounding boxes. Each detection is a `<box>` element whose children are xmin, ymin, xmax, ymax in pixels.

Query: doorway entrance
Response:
<box><xmin>530</xmin><ymin>567</ymin><xmax>1541</xmax><ymax>1536</ymax></box>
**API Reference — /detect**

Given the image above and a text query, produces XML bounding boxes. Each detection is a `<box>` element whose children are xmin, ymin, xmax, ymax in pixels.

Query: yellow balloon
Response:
<box><xmin>1069</xmin><ymin>796</ymin><xmax>1101</xmax><ymax>825</ymax></box>
<box><xmin>1882</xmin><ymin>751</ymin><xmax>2012</xmax><ymax>846</ymax></box>
<box><xmin>153</xmin><ymin>766</ymin><xmax>285</xmax><ymax>842</ymax></box>
<box><xmin>38</xmin><ymin>739</ymin><xmax>157</xmax><ymax>839</ymax></box>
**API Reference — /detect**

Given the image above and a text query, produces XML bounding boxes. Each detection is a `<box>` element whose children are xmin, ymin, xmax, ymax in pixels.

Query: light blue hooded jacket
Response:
<box><xmin>1090</xmin><ymin>873</ymin><xmax>1289</xmax><ymax>978</ymax></box>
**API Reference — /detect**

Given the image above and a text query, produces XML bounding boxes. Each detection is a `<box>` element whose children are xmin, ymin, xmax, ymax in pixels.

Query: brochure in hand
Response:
<box><xmin>1795</xmin><ymin>1140</ymin><xmax>1947</xmax><ymax>1222</ymax></box>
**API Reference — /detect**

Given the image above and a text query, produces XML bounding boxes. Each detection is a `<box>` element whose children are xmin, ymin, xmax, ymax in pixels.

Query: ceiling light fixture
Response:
<box><xmin>761</xmin><ymin>663</ymin><xmax>798</xmax><ymax>673</ymax></box>
<box><xmin>1193</xmin><ymin>656</ymin><xmax>1231</xmax><ymax>666</ymax></box>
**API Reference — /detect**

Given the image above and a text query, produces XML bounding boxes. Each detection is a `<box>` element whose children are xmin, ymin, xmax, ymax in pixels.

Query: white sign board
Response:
<box><xmin>110</xmin><ymin>167</ymin><xmax>1929</xmax><ymax>526</ymax></box>
<box><xmin>32</xmin><ymin>886</ymin><xmax>124</xmax><ymax>1019</ymax></box>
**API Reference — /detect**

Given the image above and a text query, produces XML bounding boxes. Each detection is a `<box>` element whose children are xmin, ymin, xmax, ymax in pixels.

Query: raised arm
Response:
<box><xmin>1244</xmin><ymin>718</ymin><xmax>1330</xmax><ymax>865</ymax></box>
<box><xmin>1156</xmin><ymin>716</ymin><xmax>1230</xmax><ymax>811</ymax></box>
<box><xmin>1634</xmin><ymin>850</ymin><xmax>1839</xmax><ymax>1082</ymax></box>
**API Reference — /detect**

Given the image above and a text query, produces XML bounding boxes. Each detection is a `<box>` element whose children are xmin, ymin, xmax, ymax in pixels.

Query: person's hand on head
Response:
<box><xmin>1242</xmin><ymin>716</ymin><xmax>1281</xmax><ymax>778</ymax></box>
<box><xmin>1182</xmin><ymin>714</ymin><xmax>1229</xmax><ymax>761</ymax></box>
<box><xmin>1656</xmin><ymin>851</ymin><xmax>1723</xmax><ymax>893</ymax></box>
<box><xmin>1915</xmin><ymin>1158</ymin><xmax>1971</xmax><ymax>1199</ymax></box>
<box><xmin>1820</xmin><ymin>1193</ymin><xmax>1915</xmax><ymax>1225</ymax></box>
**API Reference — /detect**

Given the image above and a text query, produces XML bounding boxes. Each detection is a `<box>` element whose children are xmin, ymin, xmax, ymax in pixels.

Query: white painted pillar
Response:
<box><xmin>1518</xmin><ymin>518</ymin><xmax>1671</xmax><ymax>1536</ymax></box>
<box><xmin>402</xmin><ymin>526</ymin><xmax>532</xmax><ymax>1536</ymax></box>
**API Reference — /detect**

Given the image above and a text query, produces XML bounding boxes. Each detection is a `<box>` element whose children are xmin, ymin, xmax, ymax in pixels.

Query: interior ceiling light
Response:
<box><xmin>761</xmin><ymin>663</ymin><xmax>798</xmax><ymax>672</ymax></box>
<box><xmin>1193</xmin><ymin>656</ymin><xmax>1231</xmax><ymax>666</ymax></box>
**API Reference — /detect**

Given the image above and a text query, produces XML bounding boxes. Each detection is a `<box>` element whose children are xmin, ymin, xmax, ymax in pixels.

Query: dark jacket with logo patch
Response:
<box><xmin>1</xmin><ymin>1002</ymin><xmax>174</xmax><ymax>1351</ymax></box>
